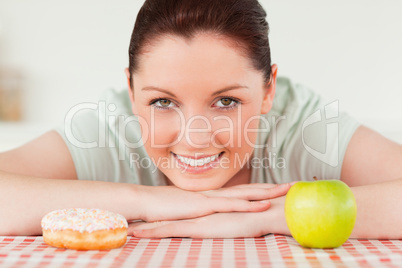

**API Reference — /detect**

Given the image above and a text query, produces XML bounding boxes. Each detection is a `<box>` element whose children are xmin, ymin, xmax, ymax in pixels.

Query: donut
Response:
<box><xmin>41</xmin><ymin>208</ymin><xmax>128</xmax><ymax>250</ymax></box>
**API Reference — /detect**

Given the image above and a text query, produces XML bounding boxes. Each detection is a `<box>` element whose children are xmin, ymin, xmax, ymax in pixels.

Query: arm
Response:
<box><xmin>0</xmin><ymin>131</ymin><xmax>77</xmax><ymax>180</ymax></box>
<box><xmin>349</xmin><ymin>179</ymin><xmax>402</xmax><ymax>239</ymax></box>
<box><xmin>130</xmin><ymin>126</ymin><xmax>402</xmax><ymax>239</ymax></box>
<box><xmin>129</xmin><ymin>180</ymin><xmax>402</xmax><ymax>239</ymax></box>
<box><xmin>0</xmin><ymin>131</ymin><xmax>288</xmax><ymax>236</ymax></box>
<box><xmin>0</xmin><ymin>131</ymin><xmax>139</xmax><ymax>235</ymax></box>
<box><xmin>0</xmin><ymin>171</ymin><xmax>140</xmax><ymax>235</ymax></box>
<box><xmin>341</xmin><ymin>125</ymin><xmax>402</xmax><ymax>239</ymax></box>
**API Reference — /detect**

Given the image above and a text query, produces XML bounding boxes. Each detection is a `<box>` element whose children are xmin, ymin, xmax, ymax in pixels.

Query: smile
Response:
<box><xmin>172</xmin><ymin>152</ymin><xmax>224</xmax><ymax>171</ymax></box>
<box><xmin>176</xmin><ymin>152</ymin><xmax>221</xmax><ymax>166</ymax></box>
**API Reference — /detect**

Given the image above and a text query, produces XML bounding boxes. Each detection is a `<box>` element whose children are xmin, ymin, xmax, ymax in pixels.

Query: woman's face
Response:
<box><xmin>127</xmin><ymin>33</ymin><xmax>277</xmax><ymax>191</ymax></box>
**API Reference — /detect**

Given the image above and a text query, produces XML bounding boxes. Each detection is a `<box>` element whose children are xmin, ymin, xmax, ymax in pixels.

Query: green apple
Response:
<box><xmin>285</xmin><ymin>179</ymin><xmax>357</xmax><ymax>248</ymax></box>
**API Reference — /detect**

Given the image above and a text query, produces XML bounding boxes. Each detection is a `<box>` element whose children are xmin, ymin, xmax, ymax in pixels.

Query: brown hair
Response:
<box><xmin>128</xmin><ymin>0</ymin><xmax>272</xmax><ymax>88</ymax></box>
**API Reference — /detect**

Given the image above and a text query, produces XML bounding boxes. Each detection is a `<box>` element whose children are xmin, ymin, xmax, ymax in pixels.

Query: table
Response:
<box><xmin>1</xmin><ymin>235</ymin><xmax>401</xmax><ymax>267</ymax></box>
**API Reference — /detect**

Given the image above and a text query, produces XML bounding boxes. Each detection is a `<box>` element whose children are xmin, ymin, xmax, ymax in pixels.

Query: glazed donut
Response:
<box><xmin>41</xmin><ymin>208</ymin><xmax>128</xmax><ymax>250</ymax></box>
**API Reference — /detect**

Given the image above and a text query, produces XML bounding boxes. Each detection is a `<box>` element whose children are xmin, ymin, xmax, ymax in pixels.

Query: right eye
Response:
<box><xmin>150</xmin><ymin>98</ymin><xmax>177</xmax><ymax>110</ymax></box>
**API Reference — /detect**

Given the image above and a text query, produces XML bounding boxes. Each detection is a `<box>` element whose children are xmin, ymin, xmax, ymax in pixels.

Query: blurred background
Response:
<box><xmin>0</xmin><ymin>0</ymin><xmax>401</xmax><ymax>151</ymax></box>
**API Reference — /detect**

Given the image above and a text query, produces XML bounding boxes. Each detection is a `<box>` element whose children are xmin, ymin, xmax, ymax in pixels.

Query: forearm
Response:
<box><xmin>264</xmin><ymin>179</ymin><xmax>402</xmax><ymax>240</ymax></box>
<box><xmin>350</xmin><ymin>178</ymin><xmax>402</xmax><ymax>239</ymax></box>
<box><xmin>263</xmin><ymin>196</ymin><xmax>290</xmax><ymax>236</ymax></box>
<box><xmin>0</xmin><ymin>171</ymin><xmax>140</xmax><ymax>236</ymax></box>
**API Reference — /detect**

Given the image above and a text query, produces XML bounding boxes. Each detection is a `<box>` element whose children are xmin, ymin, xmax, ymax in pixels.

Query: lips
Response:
<box><xmin>175</xmin><ymin>152</ymin><xmax>220</xmax><ymax>166</ymax></box>
<box><xmin>172</xmin><ymin>152</ymin><xmax>224</xmax><ymax>172</ymax></box>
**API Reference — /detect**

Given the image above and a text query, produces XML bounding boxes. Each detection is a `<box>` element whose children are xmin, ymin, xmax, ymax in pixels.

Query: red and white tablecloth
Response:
<box><xmin>0</xmin><ymin>234</ymin><xmax>401</xmax><ymax>267</ymax></box>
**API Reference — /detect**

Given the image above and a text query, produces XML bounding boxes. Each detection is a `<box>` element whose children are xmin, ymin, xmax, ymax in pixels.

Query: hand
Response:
<box><xmin>135</xmin><ymin>183</ymin><xmax>292</xmax><ymax>223</ymax></box>
<box><xmin>130</xmin><ymin>195</ymin><xmax>289</xmax><ymax>238</ymax></box>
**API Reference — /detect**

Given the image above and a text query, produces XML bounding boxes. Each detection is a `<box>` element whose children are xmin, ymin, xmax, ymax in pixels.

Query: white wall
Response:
<box><xmin>264</xmin><ymin>0</ymin><xmax>402</xmax><ymax>135</ymax></box>
<box><xmin>0</xmin><ymin>0</ymin><xmax>401</xmax><ymax>137</ymax></box>
<box><xmin>0</xmin><ymin>0</ymin><xmax>139</xmax><ymax>125</ymax></box>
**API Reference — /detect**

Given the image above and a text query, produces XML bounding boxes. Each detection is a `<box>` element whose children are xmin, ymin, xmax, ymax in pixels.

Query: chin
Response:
<box><xmin>168</xmin><ymin>176</ymin><xmax>227</xmax><ymax>192</ymax></box>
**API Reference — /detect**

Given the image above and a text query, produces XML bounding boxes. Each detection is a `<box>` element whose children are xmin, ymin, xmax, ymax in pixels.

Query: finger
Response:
<box><xmin>230</xmin><ymin>182</ymin><xmax>296</xmax><ymax>189</ymax></box>
<box><xmin>127</xmin><ymin>221</ymin><xmax>149</xmax><ymax>232</ymax></box>
<box><xmin>202</xmin><ymin>188</ymin><xmax>273</xmax><ymax>200</ymax></box>
<box><xmin>207</xmin><ymin>198</ymin><xmax>271</xmax><ymax>213</ymax></box>
<box><xmin>202</xmin><ymin>183</ymin><xmax>292</xmax><ymax>200</ymax></box>
<box><xmin>229</xmin><ymin>183</ymin><xmax>279</xmax><ymax>189</ymax></box>
<box><xmin>200</xmin><ymin>184</ymin><xmax>278</xmax><ymax>198</ymax></box>
<box><xmin>128</xmin><ymin>221</ymin><xmax>171</xmax><ymax>234</ymax></box>
<box><xmin>264</xmin><ymin>183</ymin><xmax>293</xmax><ymax>198</ymax></box>
<box><xmin>132</xmin><ymin>221</ymin><xmax>201</xmax><ymax>238</ymax></box>
<box><xmin>132</xmin><ymin>218</ymin><xmax>257</xmax><ymax>239</ymax></box>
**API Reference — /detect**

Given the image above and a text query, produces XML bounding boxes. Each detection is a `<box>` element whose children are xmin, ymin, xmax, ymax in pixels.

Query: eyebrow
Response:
<box><xmin>141</xmin><ymin>84</ymin><xmax>248</xmax><ymax>97</ymax></box>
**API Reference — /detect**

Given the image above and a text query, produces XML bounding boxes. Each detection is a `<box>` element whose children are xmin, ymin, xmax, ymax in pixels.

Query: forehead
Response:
<box><xmin>134</xmin><ymin>33</ymin><xmax>260</xmax><ymax>88</ymax></box>
<box><xmin>140</xmin><ymin>32</ymin><xmax>250</xmax><ymax>60</ymax></box>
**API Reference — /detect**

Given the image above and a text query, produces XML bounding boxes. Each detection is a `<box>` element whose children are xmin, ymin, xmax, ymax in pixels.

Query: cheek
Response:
<box><xmin>242</xmin><ymin>115</ymin><xmax>260</xmax><ymax>149</ymax></box>
<box><xmin>139</xmin><ymin>111</ymin><xmax>183</xmax><ymax>154</ymax></box>
<box><xmin>210</xmin><ymin>117</ymin><xmax>234</xmax><ymax>148</ymax></box>
<box><xmin>241</xmin><ymin>98</ymin><xmax>265</xmax><ymax>148</ymax></box>
<box><xmin>212</xmin><ymin>109</ymin><xmax>261</xmax><ymax>151</ymax></box>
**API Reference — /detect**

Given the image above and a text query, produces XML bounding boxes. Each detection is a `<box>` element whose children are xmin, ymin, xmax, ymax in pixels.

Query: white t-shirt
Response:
<box><xmin>55</xmin><ymin>77</ymin><xmax>360</xmax><ymax>185</ymax></box>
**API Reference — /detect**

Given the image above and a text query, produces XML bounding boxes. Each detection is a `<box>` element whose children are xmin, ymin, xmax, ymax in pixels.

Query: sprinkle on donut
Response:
<box><xmin>41</xmin><ymin>208</ymin><xmax>128</xmax><ymax>233</ymax></box>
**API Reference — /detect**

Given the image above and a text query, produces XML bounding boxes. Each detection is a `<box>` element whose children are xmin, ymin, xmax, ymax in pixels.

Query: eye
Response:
<box><xmin>157</xmin><ymin>99</ymin><xmax>172</xmax><ymax>107</ymax></box>
<box><xmin>150</xmin><ymin>98</ymin><xmax>177</xmax><ymax>110</ymax></box>
<box><xmin>213</xmin><ymin>97</ymin><xmax>240</xmax><ymax>109</ymax></box>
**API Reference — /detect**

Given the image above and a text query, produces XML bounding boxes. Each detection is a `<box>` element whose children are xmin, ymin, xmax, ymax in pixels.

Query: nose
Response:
<box><xmin>183</xmin><ymin>114</ymin><xmax>212</xmax><ymax>149</ymax></box>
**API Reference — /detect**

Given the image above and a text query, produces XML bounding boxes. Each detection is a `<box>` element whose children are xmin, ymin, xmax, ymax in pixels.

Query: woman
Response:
<box><xmin>0</xmin><ymin>0</ymin><xmax>401</xmax><ymax>239</ymax></box>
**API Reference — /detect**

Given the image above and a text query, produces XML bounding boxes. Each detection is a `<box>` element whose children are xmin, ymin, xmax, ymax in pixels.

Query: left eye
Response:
<box><xmin>214</xmin><ymin>98</ymin><xmax>238</xmax><ymax>107</ymax></box>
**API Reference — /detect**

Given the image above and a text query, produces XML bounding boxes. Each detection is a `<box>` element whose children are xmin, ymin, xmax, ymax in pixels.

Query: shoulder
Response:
<box><xmin>341</xmin><ymin>125</ymin><xmax>402</xmax><ymax>186</ymax></box>
<box><xmin>56</xmin><ymin>88</ymin><xmax>134</xmax><ymax>147</ymax></box>
<box><xmin>272</xmin><ymin>76</ymin><xmax>323</xmax><ymax>117</ymax></box>
<box><xmin>254</xmin><ymin>77</ymin><xmax>360</xmax><ymax>182</ymax></box>
<box><xmin>54</xmin><ymin>88</ymin><xmax>139</xmax><ymax>182</ymax></box>
<box><xmin>98</xmin><ymin>88</ymin><xmax>133</xmax><ymax>116</ymax></box>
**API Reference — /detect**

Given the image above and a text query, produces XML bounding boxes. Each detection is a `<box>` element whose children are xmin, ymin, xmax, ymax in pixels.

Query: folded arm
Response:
<box><xmin>130</xmin><ymin>126</ymin><xmax>402</xmax><ymax>239</ymax></box>
<box><xmin>0</xmin><ymin>131</ymin><xmax>289</xmax><ymax>236</ymax></box>
<box><xmin>341</xmin><ymin>125</ymin><xmax>402</xmax><ymax>239</ymax></box>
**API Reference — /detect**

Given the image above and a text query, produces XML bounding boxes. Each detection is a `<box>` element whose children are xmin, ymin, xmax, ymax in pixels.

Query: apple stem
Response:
<box><xmin>313</xmin><ymin>176</ymin><xmax>318</xmax><ymax>181</ymax></box>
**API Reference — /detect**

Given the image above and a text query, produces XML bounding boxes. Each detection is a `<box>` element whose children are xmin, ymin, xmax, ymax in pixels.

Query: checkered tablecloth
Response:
<box><xmin>0</xmin><ymin>234</ymin><xmax>401</xmax><ymax>267</ymax></box>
